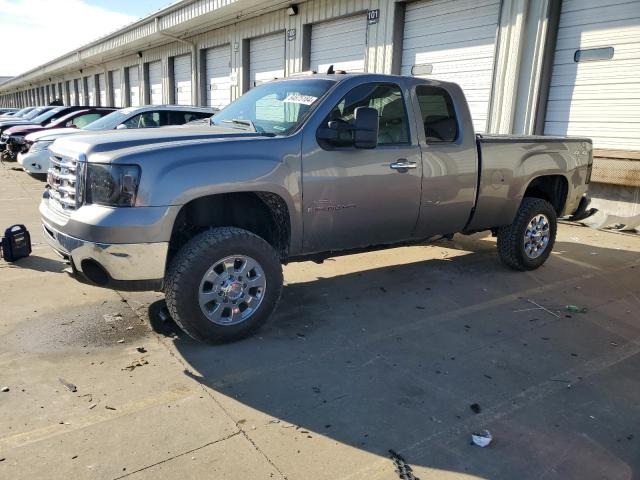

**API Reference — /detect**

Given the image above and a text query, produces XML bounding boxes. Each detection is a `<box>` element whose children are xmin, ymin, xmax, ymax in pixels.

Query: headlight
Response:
<box><xmin>86</xmin><ymin>164</ymin><xmax>141</xmax><ymax>207</ymax></box>
<box><xmin>30</xmin><ymin>140</ymin><xmax>53</xmax><ymax>153</ymax></box>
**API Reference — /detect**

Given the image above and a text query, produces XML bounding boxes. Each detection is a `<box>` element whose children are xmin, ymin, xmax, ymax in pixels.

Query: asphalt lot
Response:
<box><xmin>1</xmin><ymin>161</ymin><xmax>639</xmax><ymax>480</ymax></box>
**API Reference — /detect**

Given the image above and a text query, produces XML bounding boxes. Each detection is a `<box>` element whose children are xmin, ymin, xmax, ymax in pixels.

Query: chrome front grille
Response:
<box><xmin>47</xmin><ymin>155</ymin><xmax>80</xmax><ymax>213</ymax></box>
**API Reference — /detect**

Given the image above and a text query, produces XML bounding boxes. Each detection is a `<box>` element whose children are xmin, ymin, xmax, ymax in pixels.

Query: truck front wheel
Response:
<box><xmin>165</xmin><ymin>227</ymin><xmax>283</xmax><ymax>343</ymax></box>
<box><xmin>496</xmin><ymin>197</ymin><xmax>557</xmax><ymax>271</ymax></box>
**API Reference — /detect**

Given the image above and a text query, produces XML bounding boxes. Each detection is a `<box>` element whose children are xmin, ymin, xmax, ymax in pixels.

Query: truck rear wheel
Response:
<box><xmin>165</xmin><ymin>227</ymin><xmax>283</xmax><ymax>343</ymax></box>
<box><xmin>497</xmin><ymin>197</ymin><xmax>557</xmax><ymax>271</ymax></box>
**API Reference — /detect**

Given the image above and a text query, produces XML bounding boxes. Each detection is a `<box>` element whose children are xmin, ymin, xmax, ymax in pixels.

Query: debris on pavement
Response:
<box><xmin>566</xmin><ymin>305</ymin><xmax>588</xmax><ymax>313</ymax></box>
<box><xmin>471</xmin><ymin>430</ymin><xmax>493</xmax><ymax>447</ymax></box>
<box><xmin>470</xmin><ymin>403</ymin><xmax>481</xmax><ymax>414</ymax></box>
<box><xmin>389</xmin><ymin>449</ymin><xmax>420</xmax><ymax>480</ymax></box>
<box><xmin>103</xmin><ymin>313</ymin><xmax>123</xmax><ymax>323</ymax></box>
<box><xmin>117</xmin><ymin>339</ymin><xmax>125</xmax><ymax>344</ymax></box>
<box><xmin>1</xmin><ymin>386</ymin><xmax>9</xmax><ymax>392</ymax></box>
<box><xmin>105</xmin><ymin>405</ymin><xmax>116</xmax><ymax>410</ymax></box>
<box><xmin>123</xmin><ymin>357</ymin><xmax>149</xmax><ymax>371</ymax></box>
<box><xmin>525</xmin><ymin>299</ymin><xmax>561</xmax><ymax>318</ymax></box>
<box><xmin>136</xmin><ymin>346</ymin><xmax>147</xmax><ymax>353</ymax></box>
<box><xmin>58</xmin><ymin>378</ymin><xmax>77</xmax><ymax>393</ymax></box>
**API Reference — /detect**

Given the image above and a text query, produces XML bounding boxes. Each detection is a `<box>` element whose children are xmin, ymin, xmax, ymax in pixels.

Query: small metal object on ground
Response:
<box><xmin>526</xmin><ymin>299</ymin><xmax>561</xmax><ymax>318</ymax></box>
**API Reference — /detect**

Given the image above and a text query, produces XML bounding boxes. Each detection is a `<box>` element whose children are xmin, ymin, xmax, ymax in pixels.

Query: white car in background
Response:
<box><xmin>18</xmin><ymin>104</ymin><xmax>217</xmax><ymax>174</ymax></box>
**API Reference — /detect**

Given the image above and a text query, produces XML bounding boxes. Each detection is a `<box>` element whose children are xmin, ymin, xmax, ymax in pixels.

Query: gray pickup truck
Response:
<box><xmin>41</xmin><ymin>73</ymin><xmax>592</xmax><ymax>343</ymax></box>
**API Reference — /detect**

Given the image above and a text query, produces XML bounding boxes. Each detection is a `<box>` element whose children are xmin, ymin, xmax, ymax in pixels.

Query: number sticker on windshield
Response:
<box><xmin>283</xmin><ymin>94</ymin><xmax>318</xmax><ymax>105</ymax></box>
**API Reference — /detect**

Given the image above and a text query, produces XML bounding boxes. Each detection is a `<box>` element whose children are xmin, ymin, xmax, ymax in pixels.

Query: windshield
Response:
<box><xmin>82</xmin><ymin>110</ymin><xmax>129</xmax><ymax>131</ymax></box>
<box><xmin>13</xmin><ymin>107</ymin><xmax>33</xmax><ymax>117</ymax></box>
<box><xmin>211</xmin><ymin>79</ymin><xmax>335</xmax><ymax>135</ymax></box>
<box><xmin>31</xmin><ymin>107</ymin><xmax>64</xmax><ymax>125</ymax></box>
<box><xmin>24</xmin><ymin>108</ymin><xmax>48</xmax><ymax>120</ymax></box>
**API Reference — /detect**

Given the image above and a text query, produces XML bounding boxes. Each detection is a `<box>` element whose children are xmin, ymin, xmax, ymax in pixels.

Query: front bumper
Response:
<box><xmin>18</xmin><ymin>150</ymin><xmax>49</xmax><ymax>173</ymax></box>
<box><xmin>41</xmin><ymin>218</ymin><xmax>167</xmax><ymax>291</ymax></box>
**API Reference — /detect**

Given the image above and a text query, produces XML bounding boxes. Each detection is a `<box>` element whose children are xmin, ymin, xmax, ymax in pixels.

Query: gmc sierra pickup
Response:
<box><xmin>40</xmin><ymin>73</ymin><xmax>592</xmax><ymax>343</ymax></box>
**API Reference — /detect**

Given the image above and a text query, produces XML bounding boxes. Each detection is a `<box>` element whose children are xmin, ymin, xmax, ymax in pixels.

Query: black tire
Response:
<box><xmin>497</xmin><ymin>197</ymin><xmax>557</xmax><ymax>271</ymax></box>
<box><xmin>165</xmin><ymin>227</ymin><xmax>283</xmax><ymax>343</ymax></box>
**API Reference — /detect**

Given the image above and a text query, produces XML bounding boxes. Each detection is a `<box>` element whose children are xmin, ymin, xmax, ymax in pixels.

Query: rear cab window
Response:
<box><xmin>415</xmin><ymin>85</ymin><xmax>458</xmax><ymax>143</ymax></box>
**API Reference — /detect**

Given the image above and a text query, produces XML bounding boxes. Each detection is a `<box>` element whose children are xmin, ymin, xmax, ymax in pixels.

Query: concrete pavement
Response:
<box><xmin>1</xmin><ymin>162</ymin><xmax>639</xmax><ymax>479</ymax></box>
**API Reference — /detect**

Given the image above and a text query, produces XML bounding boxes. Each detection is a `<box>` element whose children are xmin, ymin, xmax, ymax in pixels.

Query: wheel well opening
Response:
<box><xmin>523</xmin><ymin>175</ymin><xmax>568</xmax><ymax>216</ymax></box>
<box><xmin>168</xmin><ymin>192</ymin><xmax>291</xmax><ymax>266</ymax></box>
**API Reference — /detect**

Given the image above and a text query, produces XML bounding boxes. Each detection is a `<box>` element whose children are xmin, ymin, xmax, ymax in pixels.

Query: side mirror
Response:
<box><xmin>116</xmin><ymin>124</ymin><xmax>128</xmax><ymax>130</ymax></box>
<box><xmin>316</xmin><ymin>107</ymin><xmax>379</xmax><ymax>149</ymax></box>
<box><xmin>353</xmin><ymin>107</ymin><xmax>378</xmax><ymax>149</ymax></box>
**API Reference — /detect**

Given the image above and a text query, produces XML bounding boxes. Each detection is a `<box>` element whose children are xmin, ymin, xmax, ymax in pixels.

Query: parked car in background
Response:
<box><xmin>0</xmin><ymin>105</ymin><xmax>83</xmax><ymax>141</ymax></box>
<box><xmin>0</xmin><ymin>106</ymin><xmax>55</xmax><ymax>130</ymax></box>
<box><xmin>3</xmin><ymin>108</ymin><xmax>116</xmax><ymax>162</ymax></box>
<box><xmin>0</xmin><ymin>108</ymin><xmax>18</xmax><ymax>116</ymax></box>
<box><xmin>40</xmin><ymin>74</ymin><xmax>593</xmax><ymax>343</ymax></box>
<box><xmin>20</xmin><ymin>105</ymin><xmax>217</xmax><ymax>174</ymax></box>
<box><xmin>0</xmin><ymin>106</ymin><xmax>36</xmax><ymax>119</ymax></box>
<box><xmin>0</xmin><ymin>105</ymin><xmax>96</xmax><ymax>157</ymax></box>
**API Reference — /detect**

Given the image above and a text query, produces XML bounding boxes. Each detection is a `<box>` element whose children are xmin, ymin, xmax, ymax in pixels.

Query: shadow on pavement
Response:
<box><xmin>2</xmin><ymin>254</ymin><xmax>66</xmax><ymax>273</ymax></box>
<box><xmin>148</xmin><ymin>238</ymin><xmax>640</xmax><ymax>479</ymax></box>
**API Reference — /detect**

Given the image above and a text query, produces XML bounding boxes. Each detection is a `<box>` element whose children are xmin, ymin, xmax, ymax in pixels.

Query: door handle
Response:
<box><xmin>390</xmin><ymin>160</ymin><xmax>417</xmax><ymax>171</ymax></box>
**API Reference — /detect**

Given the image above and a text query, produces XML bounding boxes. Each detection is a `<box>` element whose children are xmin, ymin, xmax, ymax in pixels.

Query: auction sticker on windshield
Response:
<box><xmin>283</xmin><ymin>94</ymin><xmax>318</xmax><ymax>105</ymax></box>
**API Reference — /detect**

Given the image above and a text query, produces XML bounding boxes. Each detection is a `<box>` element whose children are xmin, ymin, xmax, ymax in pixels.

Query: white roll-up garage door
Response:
<box><xmin>249</xmin><ymin>32</ymin><xmax>285</xmax><ymax>88</ymax></box>
<box><xmin>86</xmin><ymin>77</ymin><xmax>95</xmax><ymax>105</ymax></box>
<box><xmin>68</xmin><ymin>81</ymin><xmax>76</xmax><ymax>106</ymax></box>
<box><xmin>173</xmin><ymin>54</ymin><xmax>192</xmax><ymax>105</ymax></box>
<box><xmin>79</xmin><ymin>79</ymin><xmax>85</xmax><ymax>105</ymax></box>
<box><xmin>128</xmin><ymin>66</ymin><xmax>140</xmax><ymax>107</ymax></box>
<box><xmin>401</xmin><ymin>0</ymin><xmax>500</xmax><ymax>133</ymax></box>
<box><xmin>544</xmin><ymin>0</ymin><xmax>640</xmax><ymax>151</ymax></box>
<box><xmin>111</xmin><ymin>70</ymin><xmax>122</xmax><ymax>107</ymax></box>
<box><xmin>148</xmin><ymin>61</ymin><xmax>163</xmax><ymax>105</ymax></box>
<box><xmin>205</xmin><ymin>45</ymin><xmax>232</xmax><ymax>109</ymax></box>
<box><xmin>310</xmin><ymin>15</ymin><xmax>367</xmax><ymax>73</ymax></box>
<box><xmin>98</xmin><ymin>74</ymin><xmax>106</xmax><ymax>106</ymax></box>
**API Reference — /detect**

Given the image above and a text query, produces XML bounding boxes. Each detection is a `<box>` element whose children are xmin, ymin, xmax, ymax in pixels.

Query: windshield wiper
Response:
<box><xmin>220</xmin><ymin>119</ymin><xmax>257</xmax><ymax>132</ymax></box>
<box><xmin>217</xmin><ymin>118</ymin><xmax>276</xmax><ymax>137</ymax></box>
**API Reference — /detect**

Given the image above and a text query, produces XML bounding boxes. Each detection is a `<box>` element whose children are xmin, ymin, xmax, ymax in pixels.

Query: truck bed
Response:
<box><xmin>465</xmin><ymin>134</ymin><xmax>592</xmax><ymax>231</ymax></box>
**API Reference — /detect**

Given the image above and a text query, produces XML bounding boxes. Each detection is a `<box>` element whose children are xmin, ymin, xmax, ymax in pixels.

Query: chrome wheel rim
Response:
<box><xmin>198</xmin><ymin>255</ymin><xmax>267</xmax><ymax>326</ymax></box>
<box><xmin>523</xmin><ymin>214</ymin><xmax>550</xmax><ymax>259</ymax></box>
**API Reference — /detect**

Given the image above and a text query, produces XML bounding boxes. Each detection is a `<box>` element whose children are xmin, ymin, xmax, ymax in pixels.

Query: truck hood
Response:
<box><xmin>26</xmin><ymin>128</ymin><xmax>83</xmax><ymax>143</ymax></box>
<box><xmin>50</xmin><ymin>125</ymin><xmax>270</xmax><ymax>159</ymax></box>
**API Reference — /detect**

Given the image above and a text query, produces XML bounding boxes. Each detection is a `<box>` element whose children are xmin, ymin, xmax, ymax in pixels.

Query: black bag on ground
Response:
<box><xmin>1</xmin><ymin>224</ymin><xmax>32</xmax><ymax>262</ymax></box>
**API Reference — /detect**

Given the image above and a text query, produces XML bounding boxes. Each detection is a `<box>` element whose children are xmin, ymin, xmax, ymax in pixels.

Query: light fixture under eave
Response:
<box><xmin>287</xmin><ymin>4</ymin><xmax>298</xmax><ymax>16</ymax></box>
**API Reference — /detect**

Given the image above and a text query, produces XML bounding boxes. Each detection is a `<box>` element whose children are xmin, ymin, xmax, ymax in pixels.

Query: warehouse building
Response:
<box><xmin>0</xmin><ymin>0</ymin><xmax>638</xmax><ymax>223</ymax></box>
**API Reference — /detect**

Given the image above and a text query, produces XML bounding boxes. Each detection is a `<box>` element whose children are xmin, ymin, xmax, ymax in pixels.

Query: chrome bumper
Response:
<box><xmin>41</xmin><ymin>220</ymin><xmax>168</xmax><ymax>282</ymax></box>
